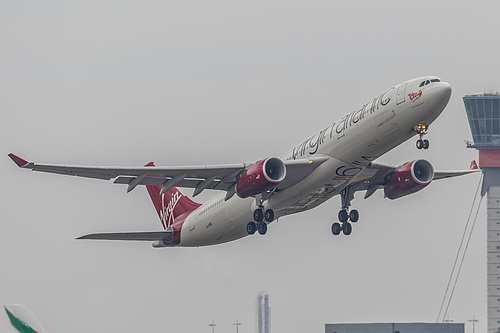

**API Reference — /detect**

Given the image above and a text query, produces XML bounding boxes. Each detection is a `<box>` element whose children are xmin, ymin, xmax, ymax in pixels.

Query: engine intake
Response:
<box><xmin>235</xmin><ymin>157</ymin><xmax>286</xmax><ymax>198</ymax></box>
<box><xmin>384</xmin><ymin>159</ymin><xmax>434</xmax><ymax>200</ymax></box>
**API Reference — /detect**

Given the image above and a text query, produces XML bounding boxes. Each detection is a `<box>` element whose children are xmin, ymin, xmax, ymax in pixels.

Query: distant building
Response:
<box><xmin>325</xmin><ymin>323</ymin><xmax>464</xmax><ymax>333</ymax></box>
<box><xmin>256</xmin><ymin>294</ymin><xmax>270</xmax><ymax>333</ymax></box>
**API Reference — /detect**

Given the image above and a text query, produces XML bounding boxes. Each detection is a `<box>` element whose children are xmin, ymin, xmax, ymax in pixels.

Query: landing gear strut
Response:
<box><xmin>331</xmin><ymin>186</ymin><xmax>359</xmax><ymax>236</ymax></box>
<box><xmin>415</xmin><ymin>122</ymin><xmax>429</xmax><ymax>150</ymax></box>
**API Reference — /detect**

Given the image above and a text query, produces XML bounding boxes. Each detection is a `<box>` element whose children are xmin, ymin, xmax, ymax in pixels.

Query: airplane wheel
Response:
<box><xmin>331</xmin><ymin>222</ymin><xmax>342</xmax><ymax>235</ymax></box>
<box><xmin>349</xmin><ymin>209</ymin><xmax>359</xmax><ymax>223</ymax></box>
<box><xmin>338</xmin><ymin>209</ymin><xmax>349</xmax><ymax>223</ymax></box>
<box><xmin>246</xmin><ymin>222</ymin><xmax>257</xmax><ymax>235</ymax></box>
<box><xmin>342</xmin><ymin>223</ymin><xmax>352</xmax><ymax>235</ymax></box>
<box><xmin>253</xmin><ymin>209</ymin><xmax>264</xmax><ymax>223</ymax></box>
<box><xmin>258</xmin><ymin>223</ymin><xmax>268</xmax><ymax>235</ymax></box>
<box><xmin>264</xmin><ymin>209</ymin><xmax>274</xmax><ymax>222</ymax></box>
<box><xmin>416</xmin><ymin>140</ymin><xmax>423</xmax><ymax>149</ymax></box>
<box><xmin>423</xmin><ymin>139</ymin><xmax>429</xmax><ymax>149</ymax></box>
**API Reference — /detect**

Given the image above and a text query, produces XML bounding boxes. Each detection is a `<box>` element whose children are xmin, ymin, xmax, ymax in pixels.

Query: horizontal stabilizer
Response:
<box><xmin>77</xmin><ymin>231</ymin><xmax>173</xmax><ymax>242</ymax></box>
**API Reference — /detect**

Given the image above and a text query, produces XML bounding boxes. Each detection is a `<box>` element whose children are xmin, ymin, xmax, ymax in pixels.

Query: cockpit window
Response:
<box><xmin>420</xmin><ymin>78</ymin><xmax>441</xmax><ymax>87</ymax></box>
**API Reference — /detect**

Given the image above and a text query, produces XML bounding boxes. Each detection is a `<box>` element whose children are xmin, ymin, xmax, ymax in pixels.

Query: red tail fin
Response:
<box><xmin>145</xmin><ymin>163</ymin><xmax>201</xmax><ymax>230</ymax></box>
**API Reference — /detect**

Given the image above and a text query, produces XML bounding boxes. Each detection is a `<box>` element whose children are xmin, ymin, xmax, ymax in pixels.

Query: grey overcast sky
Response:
<box><xmin>1</xmin><ymin>1</ymin><xmax>498</xmax><ymax>333</ymax></box>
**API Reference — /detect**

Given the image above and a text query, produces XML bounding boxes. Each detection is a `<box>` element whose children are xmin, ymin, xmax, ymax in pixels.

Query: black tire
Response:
<box><xmin>258</xmin><ymin>223</ymin><xmax>268</xmax><ymax>235</ymax></box>
<box><xmin>416</xmin><ymin>139</ymin><xmax>423</xmax><ymax>149</ymax></box>
<box><xmin>342</xmin><ymin>223</ymin><xmax>352</xmax><ymax>235</ymax></box>
<box><xmin>264</xmin><ymin>209</ymin><xmax>274</xmax><ymax>222</ymax></box>
<box><xmin>253</xmin><ymin>209</ymin><xmax>264</xmax><ymax>223</ymax></box>
<box><xmin>331</xmin><ymin>222</ymin><xmax>342</xmax><ymax>235</ymax></box>
<box><xmin>338</xmin><ymin>209</ymin><xmax>349</xmax><ymax>223</ymax></box>
<box><xmin>349</xmin><ymin>209</ymin><xmax>359</xmax><ymax>223</ymax></box>
<box><xmin>246</xmin><ymin>222</ymin><xmax>257</xmax><ymax>235</ymax></box>
<box><xmin>423</xmin><ymin>139</ymin><xmax>429</xmax><ymax>149</ymax></box>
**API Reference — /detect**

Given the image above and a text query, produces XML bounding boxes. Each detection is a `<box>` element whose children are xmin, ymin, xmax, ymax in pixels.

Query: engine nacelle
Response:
<box><xmin>235</xmin><ymin>157</ymin><xmax>286</xmax><ymax>198</ymax></box>
<box><xmin>384</xmin><ymin>159</ymin><xmax>434</xmax><ymax>200</ymax></box>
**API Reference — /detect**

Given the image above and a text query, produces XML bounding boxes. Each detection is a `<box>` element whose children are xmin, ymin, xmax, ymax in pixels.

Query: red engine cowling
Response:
<box><xmin>235</xmin><ymin>157</ymin><xmax>286</xmax><ymax>198</ymax></box>
<box><xmin>384</xmin><ymin>159</ymin><xmax>434</xmax><ymax>200</ymax></box>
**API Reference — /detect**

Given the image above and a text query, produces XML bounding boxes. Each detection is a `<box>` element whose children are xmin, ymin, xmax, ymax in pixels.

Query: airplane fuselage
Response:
<box><xmin>178</xmin><ymin>77</ymin><xmax>452</xmax><ymax>246</ymax></box>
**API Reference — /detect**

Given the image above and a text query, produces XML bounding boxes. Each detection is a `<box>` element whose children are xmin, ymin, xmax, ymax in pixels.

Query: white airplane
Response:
<box><xmin>9</xmin><ymin>76</ymin><xmax>478</xmax><ymax>247</ymax></box>
<box><xmin>4</xmin><ymin>304</ymin><xmax>47</xmax><ymax>333</ymax></box>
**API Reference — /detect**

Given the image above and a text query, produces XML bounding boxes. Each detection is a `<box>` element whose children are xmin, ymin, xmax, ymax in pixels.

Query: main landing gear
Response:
<box><xmin>331</xmin><ymin>209</ymin><xmax>359</xmax><ymax>236</ymax></box>
<box><xmin>331</xmin><ymin>186</ymin><xmax>359</xmax><ymax>236</ymax></box>
<box><xmin>247</xmin><ymin>208</ymin><xmax>274</xmax><ymax>236</ymax></box>
<box><xmin>415</xmin><ymin>122</ymin><xmax>429</xmax><ymax>150</ymax></box>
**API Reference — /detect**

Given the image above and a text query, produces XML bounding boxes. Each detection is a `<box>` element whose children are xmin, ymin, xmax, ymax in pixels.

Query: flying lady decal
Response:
<box><xmin>408</xmin><ymin>90</ymin><xmax>422</xmax><ymax>102</ymax></box>
<box><xmin>159</xmin><ymin>190</ymin><xmax>182</xmax><ymax>229</ymax></box>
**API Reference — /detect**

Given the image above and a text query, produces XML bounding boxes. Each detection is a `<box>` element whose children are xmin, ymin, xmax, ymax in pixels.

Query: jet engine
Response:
<box><xmin>384</xmin><ymin>159</ymin><xmax>434</xmax><ymax>200</ymax></box>
<box><xmin>235</xmin><ymin>157</ymin><xmax>286</xmax><ymax>198</ymax></box>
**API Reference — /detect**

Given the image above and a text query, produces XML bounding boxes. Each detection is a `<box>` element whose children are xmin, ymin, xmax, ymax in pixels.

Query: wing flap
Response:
<box><xmin>113</xmin><ymin>176</ymin><xmax>233</xmax><ymax>191</ymax></box>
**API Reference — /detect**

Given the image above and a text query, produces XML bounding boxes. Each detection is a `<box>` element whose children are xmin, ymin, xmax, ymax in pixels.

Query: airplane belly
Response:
<box><xmin>269</xmin><ymin>157</ymin><xmax>352</xmax><ymax>213</ymax></box>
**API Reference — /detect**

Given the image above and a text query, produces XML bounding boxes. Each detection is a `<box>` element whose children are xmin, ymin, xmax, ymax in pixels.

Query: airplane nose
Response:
<box><xmin>428</xmin><ymin>81</ymin><xmax>452</xmax><ymax>114</ymax></box>
<box><xmin>436</xmin><ymin>81</ymin><xmax>452</xmax><ymax>102</ymax></box>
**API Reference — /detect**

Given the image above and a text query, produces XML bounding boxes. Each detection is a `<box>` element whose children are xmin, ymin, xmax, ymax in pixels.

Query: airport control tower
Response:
<box><xmin>464</xmin><ymin>92</ymin><xmax>500</xmax><ymax>333</ymax></box>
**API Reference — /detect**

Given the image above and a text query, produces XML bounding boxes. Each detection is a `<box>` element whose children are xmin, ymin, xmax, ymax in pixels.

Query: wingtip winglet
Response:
<box><xmin>8</xmin><ymin>153</ymin><xmax>29</xmax><ymax>167</ymax></box>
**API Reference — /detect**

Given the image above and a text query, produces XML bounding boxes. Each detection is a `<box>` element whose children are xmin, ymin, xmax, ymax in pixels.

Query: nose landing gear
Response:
<box><xmin>415</xmin><ymin>123</ymin><xmax>429</xmax><ymax>149</ymax></box>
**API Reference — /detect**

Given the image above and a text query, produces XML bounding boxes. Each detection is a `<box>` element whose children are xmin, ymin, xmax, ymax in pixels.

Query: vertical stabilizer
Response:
<box><xmin>4</xmin><ymin>304</ymin><xmax>47</xmax><ymax>333</ymax></box>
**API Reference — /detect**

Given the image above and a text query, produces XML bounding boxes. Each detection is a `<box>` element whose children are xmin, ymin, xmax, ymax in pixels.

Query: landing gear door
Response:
<box><xmin>396</xmin><ymin>83</ymin><xmax>407</xmax><ymax>105</ymax></box>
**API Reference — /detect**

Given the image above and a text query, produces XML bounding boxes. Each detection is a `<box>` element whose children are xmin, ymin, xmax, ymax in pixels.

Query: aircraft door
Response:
<box><xmin>396</xmin><ymin>83</ymin><xmax>407</xmax><ymax>105</ymax></box>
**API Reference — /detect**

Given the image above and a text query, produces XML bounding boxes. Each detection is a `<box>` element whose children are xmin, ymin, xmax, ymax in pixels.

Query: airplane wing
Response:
<box><xmin>8</xmin><ymin>153</ymin><xmax>329</xmax><ymax>196</ymax></box>
<box><xmin>349</xmin><ymin>161</ymin><xmax>481</xmax><ymax>199</ymax></box>
<box><xmin>77</xmin><ymin>231</ymin><xmax>173</xmax><ymax>241</ymax></box>
<box><xmin>433</xmin><ymin>169</ymin><xmax>481</xmax><ymax>180</ymax></box>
